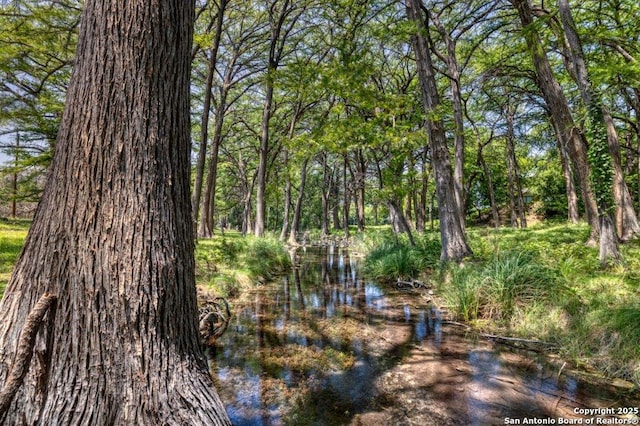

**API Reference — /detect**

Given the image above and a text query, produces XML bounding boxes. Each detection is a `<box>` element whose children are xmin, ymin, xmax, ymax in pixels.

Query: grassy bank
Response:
<box><xmin>195</xmin><ymin>231</ymin><xmax>292</xmax><ymax>298</ymax></box>
<box><xmin>0</xmin><ymin>220</ymin><xmax>291</xmax><ymax>300</ymax></box>
<box><xmin>362</xmin><ymin>223</ymin><xmax>640</xmax><ymax>388</ymax></box>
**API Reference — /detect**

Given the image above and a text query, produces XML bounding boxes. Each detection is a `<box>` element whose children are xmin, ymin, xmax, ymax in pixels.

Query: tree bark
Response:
<box><xmin>354</xmin><ymin>149</ymin><xmax>366</xmax><ymax>232</ymax></box>
<box><xmin>406</xmin><ymin>0</ymin><xmax>472</xmax><ymax>261</ymax></box>
<box><xmin>198</xmin><ymin>62</ymin><xmax>233</xmax><ymax>238</ymax></box>
<box><xmin>255</xmin><ymin>0</ymin><xmax>297</xmax><ymax>237</ymax></box>
<box><xmin>0</xmin><ymin>2</ymin><xmax>230</xmax><ymax>425</ymax></box>
<box><xmin>478</xmin><ymin>148</ymin><xmax>500</xmax><ymax>228</ymax></box>
<box><xmin>279</xmin><ymin>149</ymin><xmax>292</xmax><ymax>241</ymax></box>
<box><xmin>320</xmin><ymin>152</ymin><xmax>331</xmax><ymax>236</ymax></box>
<box><xmin>288</xmin><ymin>158</ymin><xmax>309</xmax><ymax>245</ymax></box>
<box><xmin>511</xmin><ymin>0</ymin><xmax>599</xmax><ymax>244</ymax></box>
<box><xmin>556</xmin><ymin>0</ymin><xmax>639</xmax><ymax>241</ymax></box>
<box><xmin>431</xmin><ymin>12</ymin><xmax>466</xmax><ymax>232</ymax></box>
<box><xmin>416</xmin><ymin>149</ymin><xmax>430</xmax><ymax>232</ymax></box>
<box><xmin>505</xmin><ymin>102</ymin><xmax>527</xmax><ymax>228</ymax></box>
<box><xmin>389</xmin><ymin>199</ymin><xmax>416</xmax><ymax>246</ymax></box>
<box><xmin>555</xmin><ymin>0</ymin><xmax>621</xmax><ymax>263</ymax></box>
<box><xmin>550</xmin><ymin>114</ymin><xmax>580</xmax><ymax>223</ymax></box>
<box><xmin>342</xmin><ymin>153</ymin><xmax>351</xmax><ymax>238</ymax></box>
<box><xmin>192</xmin><ymin>0</ymin><xmax>228</xmax><ymax>230</ymax></box>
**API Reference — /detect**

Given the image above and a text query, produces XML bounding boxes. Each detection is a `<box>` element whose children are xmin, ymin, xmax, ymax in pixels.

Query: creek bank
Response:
<box><xmin>207</xmin><ymin>246</ymin><xmax>639</xmax><ymax>424</ymax></box>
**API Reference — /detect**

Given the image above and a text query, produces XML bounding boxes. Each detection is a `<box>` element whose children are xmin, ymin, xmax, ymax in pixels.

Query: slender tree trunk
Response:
<box><xmin>280</xmin><ymin>149</ymin><xmax>292</xmax><ymax>241</ymax></box>
<box><xmin>255</xmin><ymin>75</ymin><xmax>273</xmax><ymax>237</ymax></box>
<box><xmin>406</xmin><ymin>0</ymin><xmax>472</xmax><ymax>261</ymax></box>
<box><xmin>556</xmin><ymin>0</ymin><xmax>621</xmax><ymax>263</ymax></box>
<box><xmin>288</xmin><ymin>158</ymin><xmax>309</xmax><ymax>245</ymax></box>
<box><xmin>332</xmin><ymin>168</ymin><xmax>341</xmax><ymax>231</ymax></box>
<box><xmin>505</xmin><ymin>102</ymin><xmax>527</xmax><ymax>228</ymax></box>
<box><xmin>355</xmin><ymin>149</ymin><xmax>366</xmax><ymax>232</ymax></box>
<box><xmin>255</xmin><ymin>0</ymin><xmax>298</xmax><ymax>237</ymax></box>
<box><xmin>279</xmin><ymin>102</ymin><xmax>302</xmax><ymax>241</ymax></box>
<box><xmin>320</xmin><ymin>153</ymin><xmax>331</xmax><ymax>236</ymax></box>
<box><xmin>417</xmin><ymin>149</ymin><xmax>429</xmax><ymax>232</ymax></box>
<box><xmin>389</xmin><ymin>199</ymin><xmax>416</xmax><ymax>246</ymax></box>
<box><xmin>478</xmin><ymin>148</ymin><xmax>500</xmax><ymax>228</ymax></box>
<box><xmin>550</xmin><ymin>114</ymin><xmax>580</xmax><ymax>223</ymax></box>
<box><xmin>192</xmin><ymin>0</ymin><xmax>227</xmax><ymax>229</ymax></box>
<box><xmin>342</xmin><ymin>153</ymin><xmax>350</xmax><ymax>238</ymax></box>
<box><xmin>512</xmin><ymin>0</ymin><xmax>599</xmax><ymax>244</ymax></box>
<box><xmin>198</xmin><ymin>69</ymin><xmax>231</xmax><ymax>238</ymax></box>
<box><xmin>0</xmin><ymin>2</ymin><xmax>230</xmax><ymax>424</ymax></box>
<box><xmin>431</xmin><ymin>13</ymin><xmax>466</xmax><ymax>232</ymax></box>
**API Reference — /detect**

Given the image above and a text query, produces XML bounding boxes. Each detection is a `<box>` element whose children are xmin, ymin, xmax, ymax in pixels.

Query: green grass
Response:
<box><xmin>364</xmin><ymin>222</ymin><xmax>640</xmax><ymax>387</ymax></box>
<box><xmin>0</xmin><ymin>219</ymin><xmax>29</xmax><ymax>295</ymax></box>
<box><xmin>362</xmin><ymin>232</ymin><xmax>440</xmax><ymax>282</ymax></box>
<box><xmin>195</xmin><ymin>231</ymin><xmax>292</xmax><ymax>297</ymax></box>
<box><xmin>1</xmin><ymin>220</ymin><xmax>638</xmax><ymax>386</ymax></box>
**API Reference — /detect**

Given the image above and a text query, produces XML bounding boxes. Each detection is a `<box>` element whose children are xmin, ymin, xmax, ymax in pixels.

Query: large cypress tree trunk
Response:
<box><xmin>0</xmin><ymin>1</ymin><xmax>230</xmax><ymax>424</ymax></box>
<box><xmin>406</xmin><ymin>0</ymin><xmax>472</xmax><ymax>261</ymax></box>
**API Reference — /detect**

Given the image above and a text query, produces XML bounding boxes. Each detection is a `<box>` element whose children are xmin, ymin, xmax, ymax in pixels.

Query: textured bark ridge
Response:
<box><xmin>406</xmin><ymin>0</ymin><xmax>472</xmax><ymax>261</ymax></box>
<box><xmin>0</xmin><ymin>1</ymin><xmax>230</xmax><ymax>424</ymax></box>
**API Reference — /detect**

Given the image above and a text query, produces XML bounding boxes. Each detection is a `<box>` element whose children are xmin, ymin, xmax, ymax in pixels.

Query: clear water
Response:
<box><xmin>208</xmin><ymin>246</ymin><xmax>639</xmax><ymax>425</ymax></box>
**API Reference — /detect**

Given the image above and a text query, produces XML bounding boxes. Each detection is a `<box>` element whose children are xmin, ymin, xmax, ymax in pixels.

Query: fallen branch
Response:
<box><xmin>0</xmin><ymin>292</ymin><xmax>57</xmax><ymax>416</ymax></box>
<box><xmin>480</xmin><ymin>332</ymin><xmax>555</xmax><ymax>349</ymax></box>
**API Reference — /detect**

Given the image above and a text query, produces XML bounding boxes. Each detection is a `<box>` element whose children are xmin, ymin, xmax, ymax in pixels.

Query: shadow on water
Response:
<box><xmin>208</xmin><ymin>246</ymin><xmax>639</xmax><ymax>425</ymax></box>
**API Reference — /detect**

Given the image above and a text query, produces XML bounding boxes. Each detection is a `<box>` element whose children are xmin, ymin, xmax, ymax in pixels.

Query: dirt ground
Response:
<box><xmin>349</xmin><ymin>291</ymin><xmax>640</xmax><ymax>426</ymax></box>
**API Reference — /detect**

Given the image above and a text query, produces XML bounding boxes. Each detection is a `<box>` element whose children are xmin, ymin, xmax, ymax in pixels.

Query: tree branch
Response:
<box><xmin>0</xmin><ymin>293</ymin><xmax>57</xmax><ymax>417</ymax></box>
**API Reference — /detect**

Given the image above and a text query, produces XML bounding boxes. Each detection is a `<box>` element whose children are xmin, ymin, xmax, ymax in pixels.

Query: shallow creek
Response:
<box><xmin>208</xmin><ymin>246</ymin><xmax>639</xmax><ymax>425</ymax></box>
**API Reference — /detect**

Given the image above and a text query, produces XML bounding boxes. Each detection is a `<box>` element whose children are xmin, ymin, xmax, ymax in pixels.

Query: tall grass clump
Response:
<box><xmin>480</xmin><ymin>251</ymin><xmax>560</xmax><ymax>320</ymax></box>
<box><xmin>244</xmin><ymin>235</ymin><xmax>291</xmax><ymax>281</ymax></box>
<box><xmin>363</xmin><ymin>236</ymin><xmax>428</xmax><ymax>282</ymax></box>
<box><xmin>441</xmin><ymin>251</ymin><xmax>563</xmax><ymax>324</ymax></box>
<box><xmin>441</xmin><ymin>264</ymin><xmax>482</xmax><ymax>322</ymax></box>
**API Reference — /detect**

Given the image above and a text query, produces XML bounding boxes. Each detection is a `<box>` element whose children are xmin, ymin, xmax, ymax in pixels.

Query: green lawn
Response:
<box><xmin>0</xmin><ymin>219</ymin><xmax>29</xmax><ymax>295</ymax></box>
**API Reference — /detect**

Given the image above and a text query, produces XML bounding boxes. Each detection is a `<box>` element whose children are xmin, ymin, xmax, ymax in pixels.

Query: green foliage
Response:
<box><xmin>364</xmin><ymin>240</ymin><xmax>424</xmax><ymax>282</ymax></box>
<box><xmin>195</xmin><ymin>232</ymin><xmax>292</xmax><ymax>296</ymax></box>
<box><xmin>441</xmin><ymin>251</ymin><xmax>561</xmax><ymax>322</ymax></box>
<box><xmin>586</xmin><ymin>104</ymin><xmax>615</xmax><ymax>215</ymax></box>
<box><xmin>243</xmin><ymin>235</ymin><xmax>292</xmax><ymax>281</ymax></box>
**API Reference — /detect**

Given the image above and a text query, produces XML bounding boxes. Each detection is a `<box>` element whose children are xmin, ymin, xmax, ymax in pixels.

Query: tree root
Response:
<box><xmin>0</xmin><ymin>292</ymin><xmax>57</xmax><ymax>416</ymax></box>
<box><xmin>199</xmin><ymin>297</ymin><xmax>231</xmax><ymax>347</ymax></box>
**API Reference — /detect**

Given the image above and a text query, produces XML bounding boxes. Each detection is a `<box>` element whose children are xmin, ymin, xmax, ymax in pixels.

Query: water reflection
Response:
<box><xmin>209</xmin><ymin>246</ymin><xmax>638</xmax><ymax>425</ymax></box>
